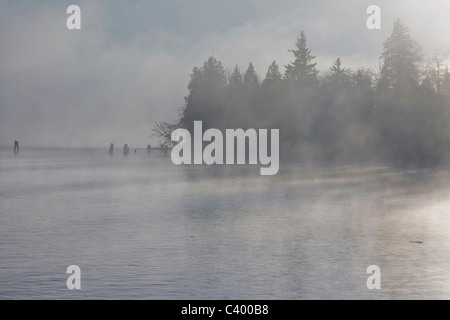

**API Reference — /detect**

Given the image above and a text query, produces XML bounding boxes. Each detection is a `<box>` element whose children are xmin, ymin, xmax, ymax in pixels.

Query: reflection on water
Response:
<box><xmin>1</xmin><ymin>147</ymin><xmax>450</xmax><ymax>299</ymax></box>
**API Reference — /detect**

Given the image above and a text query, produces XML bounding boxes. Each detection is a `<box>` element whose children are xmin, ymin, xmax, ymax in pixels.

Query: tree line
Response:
<box><xmin>154</xmin><ymin>19</ymin><xmax>450</xmax><ymax>168</ymax></box>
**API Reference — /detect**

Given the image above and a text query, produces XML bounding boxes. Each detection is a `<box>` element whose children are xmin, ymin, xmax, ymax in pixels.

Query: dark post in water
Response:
<box><xmin>147</xmin><ymin>145</ymin><xmax>151</xmax><ymax>153</ymax></box>
<box><xmin>14</xmin><ymin>141</ymin><xmax>19</xmax><ymax>154</ymax></box>
<box><xmin>123</xmin><ymin>144</ymin><xmax>129</xmax><ymax>156</ymax></box>
<box><xmin>109</xmin><ymin>143</ymin><xmax>114</xmax><ymax>156</ymax></box>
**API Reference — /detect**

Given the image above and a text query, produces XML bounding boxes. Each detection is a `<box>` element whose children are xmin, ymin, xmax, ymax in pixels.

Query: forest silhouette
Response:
<box><xmin>154</xmin><ymin>19</ymin><xmax>450</xmax><ymax>168</ymax></box>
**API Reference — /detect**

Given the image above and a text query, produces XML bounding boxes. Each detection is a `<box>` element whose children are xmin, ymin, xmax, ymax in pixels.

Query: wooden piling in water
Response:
<box><xmin>14</xmin><ymin>141</ymin><xmax>19</xmax><ymax>154</ymax></box>
<box><xmin>123</xmin><ymin>144</ymin><xmax>129</xmax><ymax>156</ymax></box>
<box><xmin>106</xmin><ymin>143</ymin><xmax>171</xmax><ymax>157</ymax></box>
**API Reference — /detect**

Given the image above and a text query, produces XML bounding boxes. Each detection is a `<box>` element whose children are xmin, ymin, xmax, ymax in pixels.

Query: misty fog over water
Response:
<box><xmin>2</xmin><ymin>0</ymin><xmax>450</xmax><ymax>300</ymax></box>
<box><xmin>1</xmin><ymin>148</ymin><xmax>450</xmax><ymax>299</ymax></box>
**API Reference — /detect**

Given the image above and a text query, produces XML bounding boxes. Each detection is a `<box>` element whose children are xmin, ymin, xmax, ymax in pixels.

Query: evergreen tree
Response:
<box><xmin>263</xmin><ymin>61</ymin><xmax>282</xmax><ymax>86</ymax></box>
<box><xmin>226</xmin><ymin>64</ymin><xmax>246</xmax><ymax>127</ymax></box>
<box><xmin>329</xmin><ymin>58</ymin><xmax>345</xmax><ymax>78</ymax></box>
<box><xmin>352</xmin><ymin>69</ymin><xmax>373</xmax><ymax>91</ymax></box>
<box><xmin>241</xmin><ymin>62</ymin><xmax>260</xmax><ymax>127</ymax></box>
<box><xmin>202</xmin><ymin>56</ymin><xmax>227</xmax><ymax>87</ymax></box>
<box><xmin>260</xmin><ymin>61</ymin><xmax>284</xmax><ymax>130</ymax></box>
<box><xmin>326</xmin><ymin>58</ymin><xmax>350</xmax><ymax>89</ymax></box>
<box><xmin>228</xmin><ymin>64</ymin><xmax>243</xmax><ymax>92</ymax></box>
<box><xmin>180</xmin><ymin>56</ymin><xmax>227</xmax><ymax>131</ymax></box>
<box><xmin>378</xmin><ymin>19</ymin><xmax>422</xmax><ymax>91</ymax></box>
<box><xmin>284</xmin><ymin>31</ymin><xmax>318</xmax><ymax>82</ymax></box>
<box><xmin>180</xmin><ymin>66</ymin><xmax>202</xmax><ymax>129</ymax></box>
<box><xmin>243</xmin><ymin>62</ymin><xmax>259</xmax><ymax>89</ymax></box>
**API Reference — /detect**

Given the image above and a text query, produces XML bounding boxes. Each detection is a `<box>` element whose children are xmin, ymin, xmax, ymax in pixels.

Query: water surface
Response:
<box><xmin>1</xmin><ymin>147</ymin><xmax>450</xmax><ymax>299</ymax></box>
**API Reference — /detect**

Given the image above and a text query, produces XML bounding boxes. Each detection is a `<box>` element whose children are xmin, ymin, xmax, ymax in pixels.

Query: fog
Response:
<box><xmin>3</xmin><ymin>1</ymin><xmax>450</xmax><ymax>301</ymax></box>
<box><xmin>1</xmin><ymin>0</ymin><xmax>450</xmax><ymax>148</ymax></box>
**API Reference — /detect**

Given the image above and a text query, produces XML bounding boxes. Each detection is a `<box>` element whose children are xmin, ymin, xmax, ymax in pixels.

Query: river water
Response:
<box><xmin>1</xmin><ymin>147</ymin><xmax>450</xmax><ymax>299</ymax></box>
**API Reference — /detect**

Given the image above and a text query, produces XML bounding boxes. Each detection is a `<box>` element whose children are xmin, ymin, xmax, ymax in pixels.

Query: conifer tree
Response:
<box><xmin>285</xmin><ymin>31</ymin><xmax>318</xmax><ymax>82</ymax></box>
<box><xmin>263</xmin><ymin>61</ymin><xmax>282</xmax><ymax>86</ymax></box>
<box><xmin>180</xmin><ymin>56</ymin><xmax>227</xmax><ymax>131</ymax></box>
<box><xmin>228</xmin><ymin>64</ymin><xmax>243</xmax><ymax>92</ymax></box>
<box><xmin>243</xmin><ymin>62</ymin><xmax>259</xmax><ymax>89</ymax></box>
<box><xmin>326</xmin><ymin>58</ymin><xmax>350</xmax><ymax>88</ymax></box>
<box><xmin>378</xmin><ymin>19</ymin><xmax>422</xmax><ymax>91</ymax></box>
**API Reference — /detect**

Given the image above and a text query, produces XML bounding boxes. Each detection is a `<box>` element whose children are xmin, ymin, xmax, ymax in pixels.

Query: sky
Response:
<box><xmin>1</xmin><ymin>0</ymin><xmax>450</xmax><ymax>148</ymax></box>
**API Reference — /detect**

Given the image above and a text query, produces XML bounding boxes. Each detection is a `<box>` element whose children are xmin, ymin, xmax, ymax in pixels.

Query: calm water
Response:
<box><xmin>1</xmin><ymin>147</ymin><xmax>450</xmax><ymax>299</ymax></box>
